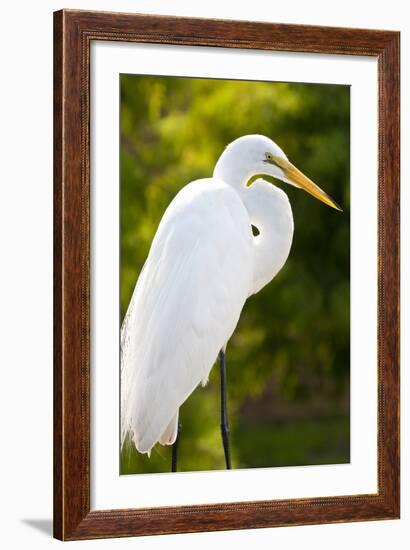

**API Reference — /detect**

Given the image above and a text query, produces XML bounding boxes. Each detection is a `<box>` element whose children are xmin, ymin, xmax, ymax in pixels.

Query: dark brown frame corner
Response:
<box><xmin>54</xmin><ymin>9</ymin><xmax>400</xmax><ymax>541</ymax></box>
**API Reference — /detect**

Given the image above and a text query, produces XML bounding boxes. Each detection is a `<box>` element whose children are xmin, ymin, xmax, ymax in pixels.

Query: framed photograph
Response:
<box><xmin>54</xmin><ymin>9</ymin><xmax>400</xmax><ymax>540</ymax></box>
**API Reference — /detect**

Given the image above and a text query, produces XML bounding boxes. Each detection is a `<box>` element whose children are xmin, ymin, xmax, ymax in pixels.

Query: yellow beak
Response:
<box><xmin>272</xmin><ymin>157</ymin><xmax>342</xmax><ymax>212</ymax></box>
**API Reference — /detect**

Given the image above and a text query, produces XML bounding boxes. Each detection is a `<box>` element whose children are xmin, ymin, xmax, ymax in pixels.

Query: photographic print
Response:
<box><xmin>54</xmin><ymin>10</ymin><xmax>399</xmax><ymax>539</ymax></box>
<box><xmin>120</xmin><ymin>75</ymin><xmax>350</xmax><ymax>476</ymax></box>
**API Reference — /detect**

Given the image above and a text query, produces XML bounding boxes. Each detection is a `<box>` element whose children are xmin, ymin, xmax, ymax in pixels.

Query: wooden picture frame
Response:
<box><xmin>53</xmin><ymin>9</ymin><xmax>400</xmax><ymax>540</ymax></box>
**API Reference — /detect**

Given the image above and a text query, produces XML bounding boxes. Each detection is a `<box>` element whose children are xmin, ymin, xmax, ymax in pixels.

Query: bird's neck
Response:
<box><xmin>213</xmin><ymin>153</ymin><xmax>254</xmax><ymax>191</ymax></box>
<box><xmin>214</xmin><ymin>161</ymin><xmax>292</xmax><ymax>296</ymax></box>
<box><xmin>243</xmin><ymin>180</ymin><xmax>294</xmax><ymax>295</ymax></box>
<box><xmin>214</xmin><ymin>153</ymin><xmax>294</xmax><ymax>295</ymax></box>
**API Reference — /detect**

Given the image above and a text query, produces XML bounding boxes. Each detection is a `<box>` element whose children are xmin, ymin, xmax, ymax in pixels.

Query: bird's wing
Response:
<box><xmin>121</xmin><ymin>179</ymin><xmax>253</xmax><ymax>454</ymax></box>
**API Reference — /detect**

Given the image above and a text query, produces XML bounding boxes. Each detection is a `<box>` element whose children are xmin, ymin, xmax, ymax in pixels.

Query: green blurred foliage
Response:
<box><xmin>120</xmin><ymin>75</ymin><xmax>350</xmax><ymax>474</ymax></box>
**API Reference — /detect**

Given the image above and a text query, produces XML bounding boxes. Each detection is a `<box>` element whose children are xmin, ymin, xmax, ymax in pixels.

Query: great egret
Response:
<box><xmin>121</xmin><ymin>134</ymin><xmax>341</xmax><ymax>471</ymax></box>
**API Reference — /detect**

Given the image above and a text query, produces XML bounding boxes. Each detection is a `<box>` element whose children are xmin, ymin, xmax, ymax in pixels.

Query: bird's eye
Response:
<box><xmin>264</xmin><ymin>152</ymin><xmax>281</xmax><ymax>167</ymax></box>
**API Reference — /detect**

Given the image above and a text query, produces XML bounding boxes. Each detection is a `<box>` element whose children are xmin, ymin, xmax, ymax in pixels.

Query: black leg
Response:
<box><xmin>171</xmin><ymin>424</ymin><xmax>180</xmax><ymax>472</ymax></box>
<box><xmin>219</xmin><ymin>349</ymin><xmax>231</xmax><ymax>469</ymax></box>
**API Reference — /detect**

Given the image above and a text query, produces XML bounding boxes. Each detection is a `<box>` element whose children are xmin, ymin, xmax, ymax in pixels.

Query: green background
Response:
<box><xmin>120</xmin><ymin>75</ymin><xmax>350</xmax><ymax>474</ymax></box>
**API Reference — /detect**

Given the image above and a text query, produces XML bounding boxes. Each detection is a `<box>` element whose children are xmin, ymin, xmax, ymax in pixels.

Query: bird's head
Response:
<box><xmin>214</xmin><ymin>134</ymin><xmax>342</xmax><ymax>211</ymax></box>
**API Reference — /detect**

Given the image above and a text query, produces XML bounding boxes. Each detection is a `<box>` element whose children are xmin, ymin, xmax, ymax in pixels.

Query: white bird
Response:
<box><xmin>121</xmin><ymin>134</ymin><xmax>341</xmax><ymax>470</ymax></box>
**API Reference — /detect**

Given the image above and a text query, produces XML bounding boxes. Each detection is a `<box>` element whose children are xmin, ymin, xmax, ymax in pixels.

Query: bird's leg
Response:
<box><xmin>171</xmin><ymin>423</ymin><xmax>181</xmax><ymax>473</ymax></box>
<box><xmin>219</xmin><ymin>349</ymin><xmax>232</xmax><ymax>469</ymax></box>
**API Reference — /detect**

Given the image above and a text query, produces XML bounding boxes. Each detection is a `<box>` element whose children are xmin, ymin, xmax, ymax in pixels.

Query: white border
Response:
<box><xmin>90</xmin><ymin>41</ymin><xmax>378</xmax><ymax>510</ymax></box>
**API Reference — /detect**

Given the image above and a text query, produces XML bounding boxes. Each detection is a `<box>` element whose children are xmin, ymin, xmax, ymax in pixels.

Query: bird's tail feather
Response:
<box><xmin>158</xmin><ymin>411</ymin><xmax>179</xmax><ymax>446</ymax></box>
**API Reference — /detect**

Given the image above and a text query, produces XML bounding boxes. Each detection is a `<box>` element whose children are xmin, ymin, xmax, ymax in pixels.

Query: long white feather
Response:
<box><xmin>121</xmin><ymin>178</ymin><xmax>253</xmax><ymax>454</ymax></box>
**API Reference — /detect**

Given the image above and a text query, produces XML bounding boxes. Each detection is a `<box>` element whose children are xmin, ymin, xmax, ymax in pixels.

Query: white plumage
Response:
<box><xmin>121</xmin><ymin>180</ymin><xmax>253</xmax><ymax>453</ymax></box>
<box><xmin>121</xmin><ymin>134</ymin><xmax>340</xmax><ymax>455</ymax></box>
